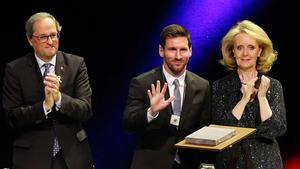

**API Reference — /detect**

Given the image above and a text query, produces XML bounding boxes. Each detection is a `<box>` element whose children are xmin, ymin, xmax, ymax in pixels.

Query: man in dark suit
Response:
<box><xmin>2</xmin><ymin>12</ymin><xmax>94</xmax><ymax>169</ymax></box>
<box><xmin>123</xmin><ymin>24</ymin><xmax>212</xmax><ymax>169</ymax></box>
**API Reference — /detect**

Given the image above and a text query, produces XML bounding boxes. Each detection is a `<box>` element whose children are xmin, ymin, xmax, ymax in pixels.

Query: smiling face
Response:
<box><xmin>233</xmin><ymin>32</ymin><xmax>262</xmax><ymax>71</ymax></box>
<box><xmin>27</xmin><ymin>17</ymin><xmax>59</xmax><ymax>62</ymax></box>
<box><xmin>159</xmin><ymin>36</ymin><xmax>192</xmax><ymax>76</ymax></box>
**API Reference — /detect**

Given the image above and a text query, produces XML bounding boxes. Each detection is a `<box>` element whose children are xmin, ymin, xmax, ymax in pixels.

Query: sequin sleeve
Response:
<box><xmin>255</xmin><ymin>78</ymin><xmax>287</xmax><ymax>139</ymax></box>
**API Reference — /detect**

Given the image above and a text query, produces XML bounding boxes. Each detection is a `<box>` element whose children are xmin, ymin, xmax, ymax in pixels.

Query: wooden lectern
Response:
<box><xmin>175</xmin><ymin>124</ymin><xmax>256</xmax><ymax>151</ymax></box>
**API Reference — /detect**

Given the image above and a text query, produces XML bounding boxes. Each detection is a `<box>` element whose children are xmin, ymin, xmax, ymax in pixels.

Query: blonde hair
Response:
<box><xmin>220</xmin><ymin>20</ymin><xmax>277</xmax><ymax>73</ymax></box>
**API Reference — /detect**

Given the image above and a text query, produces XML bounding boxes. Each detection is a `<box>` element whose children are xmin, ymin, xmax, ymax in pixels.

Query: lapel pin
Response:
<box><xmin>57</xmin><ymin>76</ymin><xmax>62</xmax><ymax>83</ymax></box>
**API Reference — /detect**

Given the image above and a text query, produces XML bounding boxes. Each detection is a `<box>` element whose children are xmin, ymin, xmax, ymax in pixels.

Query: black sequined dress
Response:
<box><xmin>212</xmin><ymin>72</ymin><xmax>287</xmax><ymax>169</ymax></box>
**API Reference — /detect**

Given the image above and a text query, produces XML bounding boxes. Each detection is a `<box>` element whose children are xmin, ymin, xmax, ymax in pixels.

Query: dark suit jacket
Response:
<box><xmin>2</xmin><ymin>51</ymin><xmax>94</xmax><ymax>169</ymax></box>
<box><xmin>123</xmin><ymin>67</ymin><xmax>211</xmax><ymax>169</ymax></box>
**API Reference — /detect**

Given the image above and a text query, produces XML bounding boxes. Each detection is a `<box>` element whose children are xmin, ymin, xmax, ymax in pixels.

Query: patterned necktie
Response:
<box><xmin>43</xmin><ymin>63</ymin><xmax>61</xmax><ymax>156</ymax></box>
<box><xmin>173</xmin><ymin>79</ymin><xmax>181</xmax><ymax>116</ymax></box>
<box><xmin>53</xmin><ymin>137</ymin><xmax>60</xmax><ymax>156</ymax></box>
<box><xmin>43</xmin><ymin>63</ymin><xmax>51</xmax><ymax>79</ymax></box>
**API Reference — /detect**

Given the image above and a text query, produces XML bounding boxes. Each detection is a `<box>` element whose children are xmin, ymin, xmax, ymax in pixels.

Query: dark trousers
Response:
<box><xmin>51</xmin><ymin>151</ymin><xmax>68</xmax><ymax>169</ymax></box>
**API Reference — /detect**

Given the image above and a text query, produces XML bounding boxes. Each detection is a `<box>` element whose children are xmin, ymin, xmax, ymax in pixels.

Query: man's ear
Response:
<box><xmin>159</xmin><ymin>45</ymin><xmax>164</xmax><ymax>58</ymax></box>
<box><xmin>27</xmin><ymin>37</ymin><xmax>33</xmax><ymax>46</ymax></box>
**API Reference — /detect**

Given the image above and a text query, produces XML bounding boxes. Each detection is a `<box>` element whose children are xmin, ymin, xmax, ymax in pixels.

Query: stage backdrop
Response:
<box><xmin>0</xmin><ymin>0</ymin><xmax>298</xmax><ymax>168</ymax></box>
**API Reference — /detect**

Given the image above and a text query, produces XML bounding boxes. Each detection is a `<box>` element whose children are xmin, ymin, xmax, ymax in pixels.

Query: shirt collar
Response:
<box><xmin>35</xmin><ymin>54</ymin><xmax>57</xmax><ymax>69</ymax></box>
<box><xmin>162</xmin><ymin>65</ymin><xmax>186</xmax><ymax>86</ymax></box>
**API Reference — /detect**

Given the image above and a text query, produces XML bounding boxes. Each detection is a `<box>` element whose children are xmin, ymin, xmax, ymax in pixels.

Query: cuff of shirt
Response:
<box><xmin>43</xmin><ymin>101</ymin><xmax>52</xmax><ymax>118</ymax></box>
<box><xmin>147</xmin><ymin>108</ymin><xmax>159</xmax><ymax>123</ymax></box>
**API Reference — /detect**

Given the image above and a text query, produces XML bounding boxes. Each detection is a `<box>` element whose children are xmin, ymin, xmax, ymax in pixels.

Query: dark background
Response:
<box><xmin>0</xmin><ymin>0</ymin><xmax>299</xmax><ymax>168</ymax></box>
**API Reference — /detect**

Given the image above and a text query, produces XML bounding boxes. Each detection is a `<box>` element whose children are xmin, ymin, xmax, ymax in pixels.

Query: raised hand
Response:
<box><xmin>43</xmin><ymin>73</ymin><xmax>61</xmax><ymax>102</ymax></box>
<box><xmin>44</xmin><ymin>85</ymin><xmax>55</xmax><ymax>111</ymax></box>
<box><xmin>258</xmin><ymin>75</ymin><xmax>270</xmax><ymax>99</ymax></box>
<box><xmin>147</xmin><ymin>80</ymin><xmax>175</xmax><ymax>116</ymax></box>
<box><xmin>240</xmin><ymin>77</ymin><xmax>258</xmax><ymax>102</ymax></box>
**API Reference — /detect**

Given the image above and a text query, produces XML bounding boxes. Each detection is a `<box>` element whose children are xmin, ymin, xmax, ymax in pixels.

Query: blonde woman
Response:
<box><xmin>212</xmin><ymin>20</ymin><xmax>286</xmax><ymax>169</ymax></box>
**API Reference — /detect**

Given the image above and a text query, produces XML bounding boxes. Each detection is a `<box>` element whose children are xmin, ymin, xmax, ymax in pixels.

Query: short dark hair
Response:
<box><xmin>160</xmin><ymin>24</ymin><xmax>191</xmax><ymax>48</ymax></box>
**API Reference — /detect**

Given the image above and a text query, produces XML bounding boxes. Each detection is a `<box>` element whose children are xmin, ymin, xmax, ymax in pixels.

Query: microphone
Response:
<box><xmin>254</xmin><ymin>75</ymin><xmax>261</xmax><ymax>89</ymax></box>
<box><xmin>249</xmin><ymin>75</ymin><xmax>261</xmax><ymax>102</ymax></box>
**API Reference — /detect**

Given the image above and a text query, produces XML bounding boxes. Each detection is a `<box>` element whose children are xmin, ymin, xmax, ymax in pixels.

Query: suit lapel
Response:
<box><xmin>155</xmin><ymin>68</ymin><xmax>195</xmax><ymax>127</ymax></box>
<box><xmin>178</xmin><ymin>72</ymin><xmax>195</xmax><ymax>129</ymax></box>
<box><xmin>55</xmin><ymin>51</ymin><xmax>66</xmax><ymax>88</ymax></box>
<box><xmin>153</xmin><ymin>67</ymin><xmax>172</xmax><ymax>116</ymax></box>
<box><xmin>26</xmin><ymin>53</ymin><xmax>45</xmax><ymax>85</ymax></box>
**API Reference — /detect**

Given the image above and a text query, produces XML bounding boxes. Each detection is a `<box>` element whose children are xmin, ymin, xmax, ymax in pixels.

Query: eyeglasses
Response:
<box><xmin>32</xmin><ymin>32</ymin><xmax>60</xmax><ymax>43</ymax></box>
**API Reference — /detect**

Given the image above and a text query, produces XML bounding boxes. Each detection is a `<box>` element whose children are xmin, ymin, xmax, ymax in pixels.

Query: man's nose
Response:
<box><xmin>175</xmin><ymin>51</ymin><xmax>182</xmax><ymax>59</ymax></box>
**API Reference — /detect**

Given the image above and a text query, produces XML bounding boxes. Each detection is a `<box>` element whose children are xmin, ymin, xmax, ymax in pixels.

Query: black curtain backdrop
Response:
<box><xmin>1</xmin><ymin>0</ymin><xmax>298</xmax><ymax>168</ymax></box>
